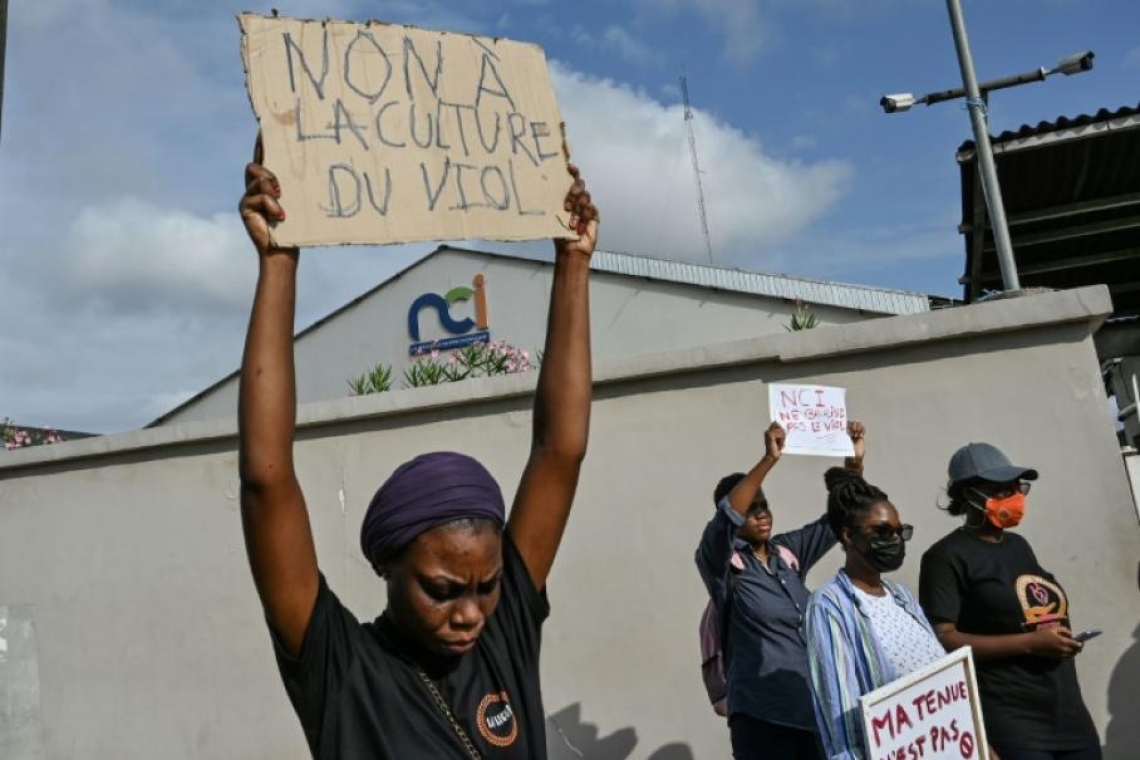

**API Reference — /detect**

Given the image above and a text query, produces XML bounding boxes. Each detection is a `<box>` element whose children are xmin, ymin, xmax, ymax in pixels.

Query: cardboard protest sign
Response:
<box><xmin>767</xmin><ymin>384</ymin><xmax>855</xmax><ymax>457</ymax></box>
<box><xmin>239</xmin><ymin>14</ymin><xmax>573</xmax><ymax>248</ymax></box>
<box><xmin>860</xmin><ymin>648</ymin><xmax>989</xmax><ymax>760</ymax></box>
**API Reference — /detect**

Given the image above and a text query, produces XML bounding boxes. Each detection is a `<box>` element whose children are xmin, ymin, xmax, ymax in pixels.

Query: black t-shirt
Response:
<box><xmin>272</xmin><ymin>534</ymin><xmax>550</xmax><ymax>759</ymax></box>
<box><xmin>919</xmin><ymin>529</ymin><xmax>1098</xmax><ymax>751</ymax></box>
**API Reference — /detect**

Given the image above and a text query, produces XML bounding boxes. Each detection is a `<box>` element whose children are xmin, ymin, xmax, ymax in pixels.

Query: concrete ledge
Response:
<box><xmin>0</xmin><ymin>285</ymin><xmax>1112</xmax><ymax>474</ymax></box>
<box><xmin>774</xmin><ymin>284</ymin><xmax>1111</xmax><ymax>363</ymax></box>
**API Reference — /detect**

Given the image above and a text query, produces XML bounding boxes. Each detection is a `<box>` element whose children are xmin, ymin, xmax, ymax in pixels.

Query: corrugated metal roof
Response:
<box><xmin>956</xmin><ymin>103</ymin><xmax>1140</xmax><ymax>314</ymax></box>
<box><xmin>585</xmin><ymin>249</ymin><xmax>931</xmax><ymax>315</ymax></box>
<box><xmin>958</xmin><ymin>103</ymin><xmax>1140</xmax><ymax>157</ymax></box>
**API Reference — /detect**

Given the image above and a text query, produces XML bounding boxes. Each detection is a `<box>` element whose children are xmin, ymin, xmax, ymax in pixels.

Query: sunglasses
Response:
<box><xmin>975</xmin><ymin>482</ymin><xmax>1032</xmax><ymax>499</ymax></box>
<box><xmin>858</xmin><ymin>524</ymin><xmax>914</xmax><ymax>542</ymax></box>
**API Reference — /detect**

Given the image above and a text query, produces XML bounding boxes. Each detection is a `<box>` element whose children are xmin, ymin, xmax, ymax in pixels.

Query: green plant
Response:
<box><xmin>786</xmin><ymin>300</ymin><xmax>820</xmax><ymax>332</ymax></box>
<box><xmin>402</xmin><ymin>357</ymin><xmax>449</xmax><ymax>388</ymax></box>
<box><xmin>347</xmin><ymin>363</ymin><xmax>393</xmax><ymax>395</ymax></box>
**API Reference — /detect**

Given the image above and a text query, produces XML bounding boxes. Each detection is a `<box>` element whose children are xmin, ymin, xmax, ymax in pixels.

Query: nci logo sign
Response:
<box><xmin>408</xmin><ymin>274</ymin><xmax>490</xmax><ymax>355</ymax></box>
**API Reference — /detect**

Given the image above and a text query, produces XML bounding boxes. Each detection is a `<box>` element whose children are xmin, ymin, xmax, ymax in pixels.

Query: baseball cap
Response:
<box><xmin>948</xmin><ymin>443</ymin><xmax>1038</xmax><ymax>486</ymax></box>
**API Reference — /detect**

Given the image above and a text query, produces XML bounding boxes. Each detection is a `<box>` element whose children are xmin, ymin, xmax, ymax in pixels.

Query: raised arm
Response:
<box><xmin>725</xmin><ymin>422</ymin><xmax>784</xmax><ymax>518</ymax></box>
<box><xmin>845</xmin><ymin>420</ymin><xmax>865</xmax><ymax>475</ymax></box>
<box><xmin>237</xmin><ymin>151</ymin><xmax>319</xmax><ymax>657</ymax></box>
<box><xmin>507</xmin><ymin>165</ymin><xmax>599</xmax><ymax>589</ymax></box>
<box><xmin>780</xmin><ymin>420</ymin><xmax>866</xmax><ymax>567</ymax></box>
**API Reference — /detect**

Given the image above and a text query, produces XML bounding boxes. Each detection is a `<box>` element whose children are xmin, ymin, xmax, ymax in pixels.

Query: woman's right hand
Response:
<box><xmin>1026</xmin><ymin>626</ymin><xmax>1083</xmax><ymax>658</ymax></box>
<box><xmin>239</xmin><ymin>138</ymin><xmax>294</xmax><ymax>257</ymax></box>
<box><xmin>763</xmin><ymin>422</ymin><xmax>786</xmax><ymax>463</ymax></box>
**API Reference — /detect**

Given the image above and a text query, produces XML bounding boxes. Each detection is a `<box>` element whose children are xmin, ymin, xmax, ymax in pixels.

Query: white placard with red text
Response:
<box><xmin>767</xmin><ymin>384</ymin><xmax>855</xmax><ymax>457</ymax></box>
<box><xmin>860</xmin><ymin>647</ymin><xmax>990</xmax><ymax>760</ymax></box>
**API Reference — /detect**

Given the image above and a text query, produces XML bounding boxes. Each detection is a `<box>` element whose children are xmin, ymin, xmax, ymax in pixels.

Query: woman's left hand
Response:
<box><xmin>847</xmin><ymin>420</ymin><xmax>866</xmax><ymax>460</ymax></box>
<box><xmin>556</xmin><ymin>164</ymin><xmax>599</xmax><ymax>258</ymax></box>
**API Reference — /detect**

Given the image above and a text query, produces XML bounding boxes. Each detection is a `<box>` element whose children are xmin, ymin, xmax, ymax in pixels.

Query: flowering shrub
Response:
<box><xmin>2</xmin><ymin>418</ymin><xmax>63</xmax><ymax>450</ymax></box>
<box><xmin>349</xmin><ymin>340</ymin><xmax>537</xmax><ymax>395</ymax></box>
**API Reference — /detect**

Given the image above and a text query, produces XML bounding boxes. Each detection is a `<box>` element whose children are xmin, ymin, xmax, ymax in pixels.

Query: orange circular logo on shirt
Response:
<box><xmin>476</xmin><ymin>691</ymin><xmax>518</xmax><ymax>747</ymax></box>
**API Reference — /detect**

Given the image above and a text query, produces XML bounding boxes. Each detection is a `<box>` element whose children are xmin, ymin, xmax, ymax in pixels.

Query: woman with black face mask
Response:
<box><xmin>805</xmin><ymin>469</ymin><xmax>946</xmax><ymax>760</ymax></box>
<box><xmin>919</xmin><ymin>444</ymin><xmax>1100</xmax><ymax>760</ymax></box>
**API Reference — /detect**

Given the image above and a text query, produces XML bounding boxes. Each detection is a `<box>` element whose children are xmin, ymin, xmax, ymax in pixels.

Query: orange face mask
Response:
<box><xmin>984</xmin><ymin>492</ymin><xmax>1026</xmax><ymax>529</ymax></box>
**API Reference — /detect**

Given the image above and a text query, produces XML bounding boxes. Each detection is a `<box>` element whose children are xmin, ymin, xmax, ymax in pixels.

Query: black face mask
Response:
<box><xmin>854</xmin><ymin>534</ymin><xmax>906</xmax><ymax>573</ymax></box>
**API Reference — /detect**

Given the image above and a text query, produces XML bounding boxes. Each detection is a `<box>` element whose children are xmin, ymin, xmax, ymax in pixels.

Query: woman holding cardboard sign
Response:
<box><xmin>237</xmin><ymin>140</ymin><xmax>598</xmax><ymax>759</ymax></box>
<box><xmin>805</xmin><ymin>470</ymin><xmax>948</xmax><ymax>760</ymax></box>
<box><xmin>919</xmin><ymin>444</ymin><xmax>1101</xmax><ymax>760</ymax></box>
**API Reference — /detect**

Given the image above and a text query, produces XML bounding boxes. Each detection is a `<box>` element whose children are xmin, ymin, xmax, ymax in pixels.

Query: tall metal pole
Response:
<box><xmin>0</xmin><ymin>0</ymin><xmax>8</xmax><ymax>142</ymax></box>
<box><xmin>945</xmin><ymin>0</ymin><xmax>1020</xmax><ymax>292</ymax></box>
<box><xmin>680</xmin><ymin>76</ymin><xmax>714</xmax><ymax>265</ymax></box>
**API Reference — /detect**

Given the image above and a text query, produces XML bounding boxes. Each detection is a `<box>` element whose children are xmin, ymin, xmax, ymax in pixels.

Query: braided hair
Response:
<box><xmin>824</xmin><ymin>467</ymin><xmax>890</xmax><ymax>545</ymax></box>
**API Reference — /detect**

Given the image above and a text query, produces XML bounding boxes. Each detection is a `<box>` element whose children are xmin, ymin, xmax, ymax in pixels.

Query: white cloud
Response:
<box><xmin>601</xmin><ymin>26</ymin><xmax>666</xmax><ymax>67</ymax></box>
<box><xmin>785</xmin><ymin>220</ymin><xmax>961</xmax><ymax>271</ymax></box>
<box><xmin>791</xmin><ymin>134</ymin><xmax>818</xmax><ymax>151</ymax></box>
<box><xmin>63</xmin><ymin>199</ymin><xmax>256</xmax><ymax>313</ymax></box>
<box><xmin>570</xmin><ymin>24</ymin><xmax>664</xmax><ymax>66</ymax></box>
<box><xmin>639</xmin><ymin>0</ymin><xmax>767</xmax><ymax>64</ymax></box>
<box><xmin>552</xmin><ymin>64</ymin><xmax>853</xmax><ymax>262</ymax></box>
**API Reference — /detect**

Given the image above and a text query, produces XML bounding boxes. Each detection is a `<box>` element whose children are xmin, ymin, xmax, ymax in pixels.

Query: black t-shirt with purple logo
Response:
<box><xmin>271</xmin><ymin>534</ymin><xmax>549</xmax><ymax>759</ymax></box>
<box><xmin>919</xmin><ymin>529</ymin><xmax>1098</xmax><ymax>751</ymax></box>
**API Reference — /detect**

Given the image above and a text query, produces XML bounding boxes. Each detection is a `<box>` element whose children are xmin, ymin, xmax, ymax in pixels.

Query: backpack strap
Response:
<box><xmin>720</xmin><ymin>551</ymin><xmax>745</xmax><ymax>657</ymax></box>
<box><xmin>775</xmin><ymin>544</ymin><xmax>800</xmax><ymax>574</ymax></box>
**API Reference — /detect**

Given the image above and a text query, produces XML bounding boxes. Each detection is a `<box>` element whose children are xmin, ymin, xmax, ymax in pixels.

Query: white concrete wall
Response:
<box><xmin>160</xmin><ymin>248</ymin><xmax>871</xmax><ymax>426</ymax></box>
<box><xmin>1</xmin><ymin>286</ymin><xmax>1137</xmax><ymax>760</ymax></box>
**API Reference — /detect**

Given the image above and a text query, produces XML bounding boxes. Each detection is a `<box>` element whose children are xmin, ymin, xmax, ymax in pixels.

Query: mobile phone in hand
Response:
<box><xmin>1073</xmin><ymin>629</ymin><xmax>1102</xmax><ymax>643</ymax></box>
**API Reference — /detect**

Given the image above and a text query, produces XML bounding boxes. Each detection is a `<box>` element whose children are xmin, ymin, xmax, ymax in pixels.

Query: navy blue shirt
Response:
<box><xmin>696</xmin><ymin>497</ymin><xmax>837</xmax><ymax>729</ymax></box>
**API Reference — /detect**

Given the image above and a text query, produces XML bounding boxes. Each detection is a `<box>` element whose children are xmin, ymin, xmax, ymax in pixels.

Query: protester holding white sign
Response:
<box><xmin>858</xmin><ymin>648</ymin><xmax>989</xmax><ymax>760</ymax></box>
<box><xmin>806</xmin><ymin>469</ymin><xmax>947</xmax><ymax>760</ymax></box>
<box><xmin>696</xmin><ymin>421</ymin><xmax>864</xmax><ymax>760</ymax></box>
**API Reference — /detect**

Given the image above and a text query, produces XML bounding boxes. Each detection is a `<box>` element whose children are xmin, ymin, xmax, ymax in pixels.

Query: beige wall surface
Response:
<box><xmin>1</xmin><ymin>286</ymin><xmax>1136</xmax><ymax>760</ymax></box>
<box><xmin>161</xmin><ymin>249</ymin><xmax>870</xmax><ymax>427</ymax></box>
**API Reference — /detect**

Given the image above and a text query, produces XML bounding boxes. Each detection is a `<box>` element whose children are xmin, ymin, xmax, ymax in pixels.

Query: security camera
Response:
<box><xmin>880</xmin><ymin>93</ymin><xmax>918</xmax><ymax>114</ymax></box>
<box><xmin>1055</xmin><ymin>50</ymin><xmax>1094</xmax><ymax>76</ymax></box>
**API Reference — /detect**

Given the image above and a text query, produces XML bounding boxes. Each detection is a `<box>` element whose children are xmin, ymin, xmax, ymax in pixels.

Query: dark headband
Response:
<box><xmin>360</xmin><ymin>451</ymin><xmax>506</xmax><ymax>571</ymax></box>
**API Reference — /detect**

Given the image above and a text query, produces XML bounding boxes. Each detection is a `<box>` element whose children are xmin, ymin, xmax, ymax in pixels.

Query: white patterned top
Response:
<box><xmin>853</xmin><ymin>585</ymin><xmax>947</xmax><ymax>678</ymax></box>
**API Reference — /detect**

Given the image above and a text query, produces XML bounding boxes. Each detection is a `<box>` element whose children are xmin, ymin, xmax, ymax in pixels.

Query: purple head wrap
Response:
<box><xmin>360</xmin><ymin>451</ymin><xmax>505</xmax><ymax>571</ymax></box>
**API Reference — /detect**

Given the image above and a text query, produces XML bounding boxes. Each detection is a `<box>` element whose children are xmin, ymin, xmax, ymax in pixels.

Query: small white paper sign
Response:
<box><xmin>767</xmin><ymin>384</ymin><xmax>855</xmax><ymax>457</ymax></box>
<box><xmin>860</xmin><ymin>648</ymin><xmax>990</xmax><ymax>760</ymax></box>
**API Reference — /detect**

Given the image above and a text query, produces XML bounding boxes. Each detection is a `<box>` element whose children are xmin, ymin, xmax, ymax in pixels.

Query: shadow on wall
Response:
<box><xmin>1103</xmin><ymin>617</ymin><xmax>1140</xmax><ymax>759</ymax></box>
<box><xmin>546</xmin><ymin>703</ymin><xmax>695</xmax><ymax>760</ymax></box>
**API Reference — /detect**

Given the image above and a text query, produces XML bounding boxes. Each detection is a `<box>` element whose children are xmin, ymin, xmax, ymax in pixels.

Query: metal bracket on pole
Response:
<box><xmin>945</xmin><ymin>0</ymin><xmax>1021</xmax><ymax>293</ymax></box>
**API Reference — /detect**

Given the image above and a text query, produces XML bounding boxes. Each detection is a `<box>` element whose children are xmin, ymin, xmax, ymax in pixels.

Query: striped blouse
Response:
<box><xmin>805</xmin><ymin>569</ymin><xmax>940</xmax><ymax>760</ymax></box>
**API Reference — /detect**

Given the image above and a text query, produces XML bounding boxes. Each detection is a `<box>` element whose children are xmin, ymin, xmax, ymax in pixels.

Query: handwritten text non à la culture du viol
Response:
<box><xmin>279</xmin><ymin>26</ymin><xmax>562</xmax><ymax>220</ymax></box>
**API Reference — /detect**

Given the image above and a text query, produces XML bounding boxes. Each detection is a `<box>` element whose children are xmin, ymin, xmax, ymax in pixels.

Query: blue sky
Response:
<box><xmin>2</xmin><ymin>0</ymin><xmax>1138</xmax><ymax>432</ymax></box>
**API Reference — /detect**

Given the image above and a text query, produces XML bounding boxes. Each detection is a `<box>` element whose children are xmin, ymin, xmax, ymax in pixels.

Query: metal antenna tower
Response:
<box><xmin>680</xmin><ymin>75</ymin><xmax>713</xmax><ymax>264</ymax></box>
